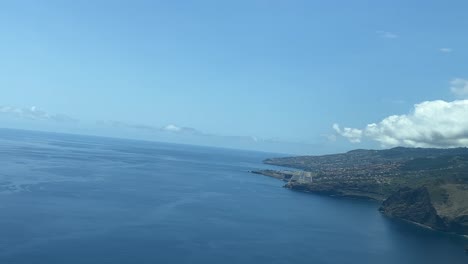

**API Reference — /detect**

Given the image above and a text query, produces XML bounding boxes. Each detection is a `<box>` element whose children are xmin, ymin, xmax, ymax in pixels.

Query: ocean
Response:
<box><xmin>0</xmin><ymin>128</ymin><xmax>466</xmax><ymax>264</ymax></box>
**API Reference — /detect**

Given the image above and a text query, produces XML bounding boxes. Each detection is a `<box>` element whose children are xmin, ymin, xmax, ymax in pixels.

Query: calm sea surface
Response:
<box><xmin>0</xmin><ymin>128</ymin><xmax>466</xmax><ymax>264</ymax></box>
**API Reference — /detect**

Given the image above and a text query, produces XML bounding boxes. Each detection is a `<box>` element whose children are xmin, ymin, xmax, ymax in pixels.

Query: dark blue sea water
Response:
<box><xmin>0</xmin><ymin>128</ymin><xmax>466</xmax><ymax>264</ymax></box>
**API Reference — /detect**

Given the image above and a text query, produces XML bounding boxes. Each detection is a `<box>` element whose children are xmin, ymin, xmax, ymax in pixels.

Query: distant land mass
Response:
<box><xmin>252</xmin><ymin>147</ymin><xmax>468</xmax><ymax>236</ymax></box>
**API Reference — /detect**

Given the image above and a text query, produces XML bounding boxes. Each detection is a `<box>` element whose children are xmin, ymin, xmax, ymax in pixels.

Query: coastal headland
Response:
<box><xmin>252</xmin><ymin>147</ymin><xmax>468</xmax><ymax>236</ymax></box>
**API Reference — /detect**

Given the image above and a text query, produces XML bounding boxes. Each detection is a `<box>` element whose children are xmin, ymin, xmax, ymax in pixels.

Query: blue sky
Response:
<box><xmin>1</xmin><ymin>1</ymin><xmax>468</xmax><ymax>154</ymax></box>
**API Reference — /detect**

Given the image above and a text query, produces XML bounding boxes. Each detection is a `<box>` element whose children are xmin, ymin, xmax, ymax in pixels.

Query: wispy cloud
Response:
<box><xmin>97</xmin><ymin>120</ymin><xmax>157</xmax><ymax>131</ymax></box>
<box><xmin>439</xmin><ymin>48</ymin><xmax>453</xmax><ymax>53</ymax></box>
<box><xmin>161</xmin><ymin>124</ymin><xmax>201</xmax><ymax>135</ymax></box>
<box><xmin>376</xmin><ymin>30</ymin><xmax>399</xmax><ymax>39</ymax></box>
<box><xmin>322</xmin><ymin>134</ymin><xmax>337</xmax><ymax>142</ymax></box>
<box><xmin>98</xmin><ymin>120</ymin><xmax>313</xmax><ymax>147</ymax></box>
<box><xmin>450</xmin><ymin>78</ymin><xmax>468</xmax><ymax>97</ymax></box>
<box><xmin>99</xmin><ymin>121</ymin><xmax>203</xmax><ymax>135</ymax></box>
<box><xmin>0</xmin><ymin>105</ymin><xmax>77</xmax><ymax>123</ymax></box>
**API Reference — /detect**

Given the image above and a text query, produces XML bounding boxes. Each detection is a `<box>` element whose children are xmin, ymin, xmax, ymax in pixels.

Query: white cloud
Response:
<box><xmin>333</xmin><ymin>123</ymin><xmax>363</xmax><ymax>143</ymax></box>
<box><xmin>161</xmin><ymin>124</ymin><xmax>201</xmax><ymax>134</ymax></box>
<box><xmin>0</xmin><ymin>105</ymin><xmax>76</xmax><ymax>122</ymax></box>
<box><xmin>101</xmin><ymin>121</ymin><xmax>203</xmax><ymax>135</ymax></box>
<box><xmin>440</xmin><ymin>48</ymin><xmax>452</xmax><ymax>53</ymax></box>
<box><xmin>376</xmin><ymin>30</ymin><xmax>399</xmax><ymax>39</ymax></box>
<box><xmin>450</xmin><ymin>78</ymin><xmax>468</xmax><ymax>97</ymax></box>
<box><xmin>334</xmin><ymin>100</ymin><xmax>468</xmax><ymax>148</ymax></box>
<box><xmin>162</xmin><ymin>124</ymin><xmax>182</xmax><ymax>132</ymax></box>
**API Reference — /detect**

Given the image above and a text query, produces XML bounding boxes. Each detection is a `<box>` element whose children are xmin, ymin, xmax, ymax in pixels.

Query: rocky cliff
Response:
<box><xmin>379</xmin><ymin>187</ymin><xmax>447</xmax><ymax>231</ymax></box>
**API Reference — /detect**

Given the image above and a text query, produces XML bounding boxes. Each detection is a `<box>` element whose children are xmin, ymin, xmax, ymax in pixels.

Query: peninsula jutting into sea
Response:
<box><xmin>252</xmin><ymin>147</ymin><xmax>468</xmax><ymax>236</ymax></box>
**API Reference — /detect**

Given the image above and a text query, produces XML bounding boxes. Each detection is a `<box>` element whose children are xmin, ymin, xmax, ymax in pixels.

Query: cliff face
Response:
<box><xmin>433</xmin><ymin>184</ymin><xmax>468</xmax><ymax>235</ymax></box>
<box><xmin>379</xmin><ymin>187</ymin><xmax>447</xmax><ymax>231</ymax></box>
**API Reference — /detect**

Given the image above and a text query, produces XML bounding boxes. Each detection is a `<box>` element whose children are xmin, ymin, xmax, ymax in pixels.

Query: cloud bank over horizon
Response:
<box><xmin>0</xmin><ymin>105</ymin><xmax>278</xmax><ymax>146</ymax></box>
<box><xmin>334</xmin><ymin>99</ymin><xmax>468</xmax><ymax>148</ymax></box>
<box><xmin>99</xmin><ymin>120</ymin><xmax>203</xmax><ymax>135</ymax></box>
<box><xmin>0</xmin><ymin>105</ymin><xmax>77</xmax><ymax>123</ymax></box>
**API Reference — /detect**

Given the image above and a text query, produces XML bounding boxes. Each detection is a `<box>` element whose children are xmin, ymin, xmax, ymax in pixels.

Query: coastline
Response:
<box><xmin>251</xmin><ymin>168</ymin><xmax>468</xmax><ymax>239</ymax></box>
<box><xmin>382</xmin><ymin>214</ymin><xmax>468</xmax><ymax>240</ymax></box>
